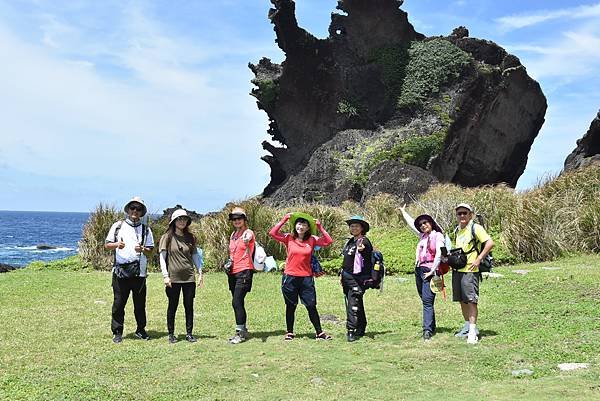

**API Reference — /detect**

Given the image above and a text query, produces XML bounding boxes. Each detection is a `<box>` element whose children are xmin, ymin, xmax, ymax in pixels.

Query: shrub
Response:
<box><xmin>28</xmin><ymin>255</ymin><xmax>85</xmax><ymax>271</ymax></box>
<box><xmin>397</xmin><ymin>39</ymin><xmax>471</xmax><ymax>110</ymax></box>
<box><xmin>78</xmin><ymin>203</ymin><xmax>121</xmax><ymax>270</ymax></box>
<box><xmin>337</xmin><ymin>99</ymin><xmax>361</xmax><ymax>117</ymax></box>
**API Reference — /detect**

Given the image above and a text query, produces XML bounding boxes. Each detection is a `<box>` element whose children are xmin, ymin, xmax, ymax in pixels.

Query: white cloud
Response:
<box><xmin>505</xmin><ymin>25</ymin><xmax>600</xmax><ymax>80</ymax></box>
<box><xmin>496</xmin><ymin>2</ymin><xmax>600</xmax><ymax>30</ymax></box>
<box><xmin>0</xmin><ymin>3</ymin><xmax>274</xmax><ymax>211</ymax></box>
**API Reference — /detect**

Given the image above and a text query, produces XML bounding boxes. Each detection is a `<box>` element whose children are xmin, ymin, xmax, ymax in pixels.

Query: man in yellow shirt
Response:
<box><xmin>452</xmin><ymin>203</ymin><xmax>494</xmax><ymax>344</ymax></box>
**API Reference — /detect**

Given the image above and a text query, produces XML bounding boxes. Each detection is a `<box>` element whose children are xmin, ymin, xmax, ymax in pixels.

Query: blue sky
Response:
<box><xmin>1</xmin><ymin>0</ymin><xmax>599</xmax><ymax>213</ymax></box>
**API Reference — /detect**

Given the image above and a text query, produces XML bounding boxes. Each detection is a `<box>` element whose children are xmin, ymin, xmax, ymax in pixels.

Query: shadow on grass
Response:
<box><xmin>361</xmin><ymin>330</ymin><xmax>393</xmax><ymax>339</ymax></box>
<box><xmin>123</xmin><ymin>330</ymin><xmax>217</xmax><ymax>341</ymax></box>
<box><xmin>479</xmin><ymin>330</ymin><xmax>498</xmax><ymax>338</ymax></box>
<box><xmin>250</xmin><ymin>330</ymin><xmax>287</xmax><ymax>342</ymax></box>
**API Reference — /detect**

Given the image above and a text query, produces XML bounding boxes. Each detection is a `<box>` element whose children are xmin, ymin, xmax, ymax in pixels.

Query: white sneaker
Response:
<box><xmin>466</xmin><ymin>331</ymin><xmax>478</xmax><ymax>344</ymax></box>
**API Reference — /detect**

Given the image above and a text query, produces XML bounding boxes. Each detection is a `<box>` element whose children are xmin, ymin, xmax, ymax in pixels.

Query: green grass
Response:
<box><xmin>1</xmin><ymin>255</ymin><xmax>599</xmax><ymax>400</ymax></box>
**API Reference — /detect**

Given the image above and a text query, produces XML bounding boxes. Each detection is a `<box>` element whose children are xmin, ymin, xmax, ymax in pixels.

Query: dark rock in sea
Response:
<box><xmin>250</xmin><ymin>0</ymin><xmax>547</xmax><ymax>205</ymax></box>
<box><xmin>0</xmin><ymin>263</ymin><xmax>16</xmax><ymax>273</ymax></box>
<box><xmin>161</xmin><ymin>205</ymin><xmax>203</xmax><ymax>222</ymax></box>
<box><xmin>564</xmin><ymin>111</ymin><xmax>600</xmax><ymax>172</ymax></box>
<box><xmin>36</xmin><ymin>244</ymin><xmax>57</xmax><ymax>250</ymax></box>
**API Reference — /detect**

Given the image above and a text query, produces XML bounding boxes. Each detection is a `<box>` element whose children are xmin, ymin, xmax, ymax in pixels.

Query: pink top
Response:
<box><xmin>416</xmin><ymin>231</ymin><xmax>444</xmax><ymax>270</ymax></box>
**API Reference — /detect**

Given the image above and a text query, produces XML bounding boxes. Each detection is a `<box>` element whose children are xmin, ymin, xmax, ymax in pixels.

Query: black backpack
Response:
<box><xmin>370</xmin><ymin>250</ymin><xmax>386</xmax><ymax>291</ymax></box>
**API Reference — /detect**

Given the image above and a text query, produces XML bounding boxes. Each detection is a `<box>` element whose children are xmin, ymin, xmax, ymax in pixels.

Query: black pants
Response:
<box><xmin>165</xmin><ymin>282</ymin><xmax>196</xmax><ymax>335</ymax></box>
<box><xmin>228</xmin><ymin>269</ymin><xmax>253</xmax><ymax>326</ymax></box>
<box><xmin>111</xmin><ymin>275</ymin><xmax>147</xmax><ymax>335</ymax></box>
<box><xmin>281</xmin><ymin>275</ymin><xmax>321</xmax><ymax>334</ymax></box>
<box><xmin>341</xmin><ymin>272</ymin><xmax>368</xmax><ymax>333</ymax></box>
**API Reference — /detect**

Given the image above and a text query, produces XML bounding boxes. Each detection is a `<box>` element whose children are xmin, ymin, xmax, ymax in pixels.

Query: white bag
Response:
<box><xmin>253</xmin><ymin>243</ymin><xmax>267</xmax><ymax>271</ymax></box>
<box><xmin>263</xmin><ymin>256</ymin><xmax>277</xmax><ymax>272</ymax></box>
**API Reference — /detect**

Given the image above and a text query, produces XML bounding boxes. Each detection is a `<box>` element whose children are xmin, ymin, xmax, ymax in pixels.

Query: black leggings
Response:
<box><xmin>285</xmin><ymin>304</ymin><xmax>322</xmax><ymax>334</ymax></box>
<box><xmin>228</xmin><ymin>270</ymin><xmax>253</xmax><ymax>326</ymax></box>
<box><xmin>165</xmin><ymin>282</ymin><xmax>195</xmax><ymax>335</ymax></box>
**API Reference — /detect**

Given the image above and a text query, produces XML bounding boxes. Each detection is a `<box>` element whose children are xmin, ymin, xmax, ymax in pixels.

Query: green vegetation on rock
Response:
<box><xmin>397</xmin><ymin>39</ymin><xmax>471</xmax><ymax>110</ymax></box>
<box><xmin>254</xmin><ymin>79</ymin><xmax>279</xmax><ymax>109</ymax></box>
<box><xmin>336</xmin><ymin>98</ymin><xmax>362</xmax><ymax>117</ymax></box>
<box><xmin>370</xmin><ymin>38</ymin><xmax>471</xmax><ymax>112</ymax></box>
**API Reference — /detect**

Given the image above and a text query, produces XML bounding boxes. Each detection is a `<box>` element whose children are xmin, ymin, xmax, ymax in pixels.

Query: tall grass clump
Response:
<box><xmin>78</xmin><ymin>203</ymin><xmax>121</xmax><ymax>270</ymax></box>
<box><xmin>503</xmin><ymin>165</ymin><xmax>600</xmax><ymax>261</ymax></box>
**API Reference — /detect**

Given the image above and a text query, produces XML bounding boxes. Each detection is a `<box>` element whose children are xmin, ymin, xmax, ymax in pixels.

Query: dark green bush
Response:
<box><xmin>397</xmin><ymin>39</ymin><xmax>471</xmax><ymax>110</ymax></box>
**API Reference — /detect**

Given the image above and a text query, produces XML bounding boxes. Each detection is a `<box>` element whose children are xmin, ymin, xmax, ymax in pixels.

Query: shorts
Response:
<box><xmin>452</xmin><ymin>271</ymin><xmax>479</xmax><ymax>304</ymax></box>
<box><xmin>281</xmin><ymin>274</ymin><xmax>317</xmax><ymax>307</ymax></box>
<box><xmin>228</xmin><ymin>269</ymin><xmax>253</xmax><ymax>294</ymax></box>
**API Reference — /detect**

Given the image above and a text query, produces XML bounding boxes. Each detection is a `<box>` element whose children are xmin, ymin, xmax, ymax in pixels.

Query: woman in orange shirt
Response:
<box><xmin>269</xmin><ymin>212</ymin><xmax>333</xmax><ymax>341</ymax></box>
<box><xmin>227</xmin><ymin>207</ymin><xmax>255</xmax><ymax>344</ymax></box>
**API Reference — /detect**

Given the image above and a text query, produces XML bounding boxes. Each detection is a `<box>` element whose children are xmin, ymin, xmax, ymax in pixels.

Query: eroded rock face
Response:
<box><xmin>564</xmin><ymin>111</ymin><xmax>600</xmax><ymax>171</ymax></box>
<box><xmin>251</xmin><ymin>0</ymin><xmax>547</xmax><ymax>204</ymax></box>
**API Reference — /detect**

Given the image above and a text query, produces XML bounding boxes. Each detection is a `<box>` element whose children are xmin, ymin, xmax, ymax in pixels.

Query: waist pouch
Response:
<box><xmin>446</xmin><ymin>248</ymin><xmax>467</xmax><ymax>270</ymax></box>
<box><xmin>114</xmin><ymin>260</ymin><xmax>141</xmax><ymax>279</ymax></box>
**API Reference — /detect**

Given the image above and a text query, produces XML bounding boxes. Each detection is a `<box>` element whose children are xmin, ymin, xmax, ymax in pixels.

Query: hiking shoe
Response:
<box><xmin>135</xmin><ymin>329</ymin><xmax>150</xmax><ymax>340</ymax></box>
<box><xmin>315</xmin><ymin>332</ymin><xmax>332</xmax><ymax>341</ymax></box>
<box><xmin>229</xmin><ymin>330</ymin><xmax>248</xmax><ymax>344</ymax></box>
<box><xmin>423</xmin><ymin>331</ymin><xmax>432</xmax><ymax>341</ymax></box>
<box><xmin>467</xmin><ymin>331</ymin><xmax>479</xmax><ymax>344</ymax></box>
<box><xmin>347</xmin><ymin>331</ymin><xmax>357</xmax><ymax>342</ymax></box>
<box><xmin>112</xmin><ymin>333</ymin><xmax>123</xmax><ymax>344</ymax></box>
<box><xmin>284</xmin><ymin>332</ymin><xmax>295</xmax><ymax>341</ymax></box>
<box><xmin>355</xmin><ymin>327</ymin><xmax>365</xmax><ymax>337</ymax></box>
<box><xmin>185</xmin><ymin>334</ymin><xmax>197</xmax><ymax>343</ymax></box>
<box><xmin>168</xmin><ymin>334</ymin><xmax>178</xmax><ymax>344</ymax></box>
<box><xmin>454</xmin><ymin>325</ymin><xmax>469</xmax><ymax>338</ymax></box>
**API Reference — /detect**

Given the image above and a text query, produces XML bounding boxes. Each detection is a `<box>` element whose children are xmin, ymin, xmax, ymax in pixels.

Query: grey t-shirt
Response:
<box><xmin>159</xmin><ymin>233</ymin><xmax>197</xmax><ymax>283</ymax></box>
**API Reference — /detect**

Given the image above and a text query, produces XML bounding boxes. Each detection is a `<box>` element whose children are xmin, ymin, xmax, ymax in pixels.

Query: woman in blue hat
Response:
<box><xmin>341</xmin><ymin>215</ymin><xmax>373</xmax><ymax>342</ymax></box>
<box><xmin>400</xmin><ymin>205</ymin><xmax>445</xmax><ymax>341</ymax></box>
<box><xmin>269</xmin><ymin>212</ymin><xmax>333</xmax><ymax>341</ymax></box>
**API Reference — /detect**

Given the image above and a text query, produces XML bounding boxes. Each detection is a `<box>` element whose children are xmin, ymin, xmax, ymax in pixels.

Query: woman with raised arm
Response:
<box><xmin>269</xmin><ymin>212</ymin><xmax>333</xmax><ymax>341</ymax></box>
<box><xmin>400</xmin><ymin>204</ymin><xmax>445</xmax><ymax>341</ymax></box>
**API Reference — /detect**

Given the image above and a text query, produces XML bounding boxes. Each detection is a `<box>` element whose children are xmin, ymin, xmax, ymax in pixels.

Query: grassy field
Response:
<box><xmin>1</xmin><ymin>255</ymin><xmax>599</xmax><ymax>401</ymax></box>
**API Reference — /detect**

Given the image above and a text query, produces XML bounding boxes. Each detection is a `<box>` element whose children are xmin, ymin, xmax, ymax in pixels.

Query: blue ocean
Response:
<box><xmin>0</xmin><ymin>211</ymin><xmax>90</xmax><ymax>267</ymax></box>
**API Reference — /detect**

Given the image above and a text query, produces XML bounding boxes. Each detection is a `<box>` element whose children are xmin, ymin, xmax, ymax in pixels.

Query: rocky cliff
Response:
<box><xmin>564</xmin><ymin>111</ymin><xmax>600</xmax><ymax>172</ymax></box>
<box><xmin>250</xmin><ymin>0</ymin><xmax>547</xmax><ymax>205</ymax></box>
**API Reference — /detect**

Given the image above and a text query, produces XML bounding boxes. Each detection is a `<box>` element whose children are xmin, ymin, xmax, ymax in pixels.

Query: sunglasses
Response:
<box><xmin>231</xmin><ymin>217</ymin><xmax>244</xmax><ymax>221</ymax></box>
<box><xmin>129</xmin><ymin>205</ymin><xmax>143</xmax><ymax>212</ymax></box>
<box><xmin>176</xmin><ymin>216</ymin><xmax>189</xmax><ymax>222</ymax></box>
<box><xmin>456</xmin><ymin>211</ymin><xmax>469</xmax><ymax>216</ymax></box>
<box><xmin>418</xmin><ymin>221</ymin><xmax>430</xmax><ymax>226</ymax></box>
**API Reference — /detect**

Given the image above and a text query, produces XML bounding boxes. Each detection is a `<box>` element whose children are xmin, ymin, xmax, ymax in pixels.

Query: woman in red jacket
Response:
<box><xmin>269</xmin><ymin>212</ymin><xmax>333</xmax><ymax>341</ymax></box>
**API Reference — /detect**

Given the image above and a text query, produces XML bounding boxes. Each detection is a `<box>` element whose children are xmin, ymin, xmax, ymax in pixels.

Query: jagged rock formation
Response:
<box><xmin>564</xmin><ymin>111</ymin><xmax>600</xmax><ymax>171</ymax></box>
<box><xmin>161</xmin><ymin>205</ymin><xmax>202</xmax><ymax>221</ymax></box>
<box><xmin>250</xmin><ymin>0</ymin><xmax>547</xmax><ymax>205</ymax></box>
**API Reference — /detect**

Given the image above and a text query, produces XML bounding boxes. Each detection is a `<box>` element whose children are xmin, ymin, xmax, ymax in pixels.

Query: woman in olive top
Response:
<box><xmin>159</xmin><ymin>209</ymin><xmax>203</xmax><ymax>344</ymax></box>
<box><xmin>269</xmin><ymin>212</ymin><xmax>333</xmax><ymax>341</ymax></box>
<box><xmin>227</xmin><ymin>207</ymin><xmax>255</xmax><ymax>344</ymax></box>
